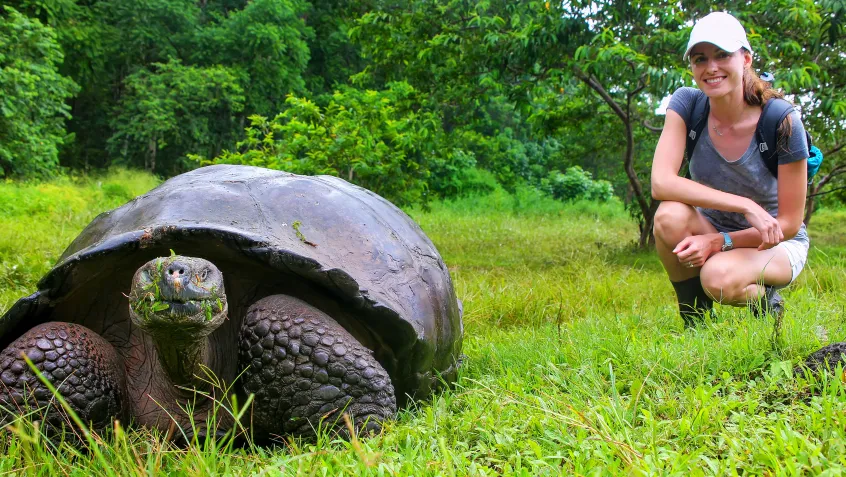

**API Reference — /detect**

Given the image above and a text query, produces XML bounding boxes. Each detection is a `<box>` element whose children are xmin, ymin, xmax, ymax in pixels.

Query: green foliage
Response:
<box><xmin>0</xmin><ymin>169</ymin><xmax>159</xmax><ymax>312</ymax></box>
<box><xmin>430</xmin><ymin>164</ymin><xmax>500</xmax><ymax>199</ymax></box>
<box><xmin>0</xmin><ymin>7</ymin><xmax>78</xmax><ymax>178</ymax></box>
<box><xmin>204</xmin><ymin>82</ymin><xmax>445</xmax><ymax>206</ymax></box>
<box><xmin>192</xmin><ymin>0</ymin><xmax>312</xmax><ymax>116</ymax></box>
<box><xmin>1</xmin><ymin>175</ymin><xmax>846</xmax><ymax>473</ymax></box>
<box><xmin>350</xmin><ymin>0</ymin><xmax>846</xmax><ymax>243</ymax></box>
<box><xmin>7</xmin><ymin>0</ymin><xmax>313</xmax><ymax>175</ymax></box>
<box><xmin>543</xmin><ymin>166</ymin><xmax>615</xmax><ymax>203</ymax></box>
<box><xmin>301</xmin><ymin>0</ymin><xmax>373</xmax><ymax>93</ymax></box>
<box><xmin>108</xmin><ymin>60</ymin><xmax>245</xmax><ymax>173</ymax></box>
<box><xmin>4</xmin><ymin>0</ymin><xmax>846</xmax><ymax>233</ymax></box>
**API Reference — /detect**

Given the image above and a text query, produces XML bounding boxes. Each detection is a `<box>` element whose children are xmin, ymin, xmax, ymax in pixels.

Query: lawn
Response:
<box><xmin>0</xmin><ymin>169</ymin><xmax>845</xmax><ymax>475</ymax></box>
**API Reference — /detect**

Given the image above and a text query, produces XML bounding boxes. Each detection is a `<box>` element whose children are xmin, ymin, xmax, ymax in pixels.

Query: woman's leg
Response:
<box><xmin>699</xmin><ymin>247</ymin><xmax>792</xmax><ymax>306</ymax></box>
<box><xmin>653</xmin><ymin>201</ymin><xmax>718</xmax><ymax>280</ymax></box>
<box><xmin>653</xmin><ymin>201</ymin><xmax>719</xmax><ymax>326</ymax></box>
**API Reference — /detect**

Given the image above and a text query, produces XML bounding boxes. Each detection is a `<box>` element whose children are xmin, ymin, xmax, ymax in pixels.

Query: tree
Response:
<box><xmin>8</xmin><ymin>0</ymin><xmax>312</xmax><ymax>174</ymax></box>
<box><xmin>301</xmin><ymin>0</ymin><xmax>375</xmax><ymax>93</ymax></box>
<box><xmin>352</xmin><ymin>0</ymin><xmax>846</xmax><ymax>245</ymax></box>
<box><xmin>0</xmin><ymin>7</ymin><xmax>79</xmax><ymax>178</ymax></box>
<box><xmin>353</xmin><ymin>0</ymin><xmax>685</xmax><ymax>246</ymax></box>
<box><xmin>202</xmin><ymin>82</ymin><xmax>447</xmax><ymax>206</ymax></box>
<box><xmin>108</xmin><ymin>61</ymin><xmax>244</xmax><ymax>173</ymax></box>
<box><xmin>748</xmin><ymin>0</ymin><xmax>846</xmax><ymax>225</ymax></box>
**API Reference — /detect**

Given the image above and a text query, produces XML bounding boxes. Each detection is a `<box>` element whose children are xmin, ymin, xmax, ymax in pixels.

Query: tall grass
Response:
<box><xmin>0</xmin><ymin>171</ymin><xmax>845</xmax><ymax>475</ymax></box>
<box><xmin>0</xmin><ymin>169</ymin><xmax>161</xmax><ymax>313</ymax></box>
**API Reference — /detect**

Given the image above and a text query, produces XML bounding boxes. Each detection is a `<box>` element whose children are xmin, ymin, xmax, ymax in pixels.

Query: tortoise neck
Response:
<box><xmin>153</xmin><ymin>336</ymin><xmax>211</xmax><ymax>388</ymax></box>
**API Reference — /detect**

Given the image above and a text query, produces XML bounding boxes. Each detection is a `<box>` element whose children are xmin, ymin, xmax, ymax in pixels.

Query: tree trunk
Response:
<box><xmin>803</xmin><ymin>183</ymin><xmax>820</xmax><ymax>227</ymax></box>
<box><xmin>639</xmin><ymin>201</ymin><xmax>658</xmax><ymax>247</ymax></box>
<box><xmin>576</xmin><ymin>70</ymin><xmax>656</xmax><ymax>248</ymax></box>
<box><xmin>804</xmin><ymin>162</ymin><xmax>845</xmax><ymax>226</ymax></box>
<box><xmin>147</xmin><ymin>137</ymin><xmax>157</xmax><ymax>172</ymax></box>
<box><xmin>0</xmin><ymin>160</ymin><xmax>12</xmax><ymax>178</ymax></box>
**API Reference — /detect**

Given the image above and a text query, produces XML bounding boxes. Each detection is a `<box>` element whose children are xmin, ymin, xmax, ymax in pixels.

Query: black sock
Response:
<box><xmin>671</xmin><ymin>277</ymin><xmax>714</xmax><ymax>327</ymax></box>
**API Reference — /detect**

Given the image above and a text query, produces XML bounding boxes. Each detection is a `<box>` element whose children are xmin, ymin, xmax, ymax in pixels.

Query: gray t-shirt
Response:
<box><xmin>667</xmin><ymin>87</ymin><xmax>809</xmax><ymax>244</ymax></box>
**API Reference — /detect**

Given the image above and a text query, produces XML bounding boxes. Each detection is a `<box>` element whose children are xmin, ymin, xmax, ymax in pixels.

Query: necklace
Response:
<box><xmin>711</xmin><ymin>114</ymin><xmax>742</xmax><ymax>137</ymax></box>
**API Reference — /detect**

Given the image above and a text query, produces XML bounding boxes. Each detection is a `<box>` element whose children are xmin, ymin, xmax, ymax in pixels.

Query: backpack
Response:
<box><xmin>685</xmin><ymin>92</ymin><xmax>823</xmax><ymax>180</ymax></box>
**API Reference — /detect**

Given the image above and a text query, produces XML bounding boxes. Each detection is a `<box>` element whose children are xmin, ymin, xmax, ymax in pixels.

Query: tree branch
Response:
<box><xmin>809</xmin><ymin>185</ymin><xmax>846</xmax><ymax>198</ymax></box>
<box><xmin>824</xmin><ymin>142</ymin><xmax>845</xmax><ymax>157</ymax></box>
<box><xmin>815</xmin><ymin>162</ymin><xmax>846</xmax><ymax>190</ymax></box>
<box><xmin>573</xmin><ymin>69</ymin><xmax>628</xmax><ymax>122</ymax></box>
<box><xmin>642</xmin><ymin>120</ymin><xmax>662</xmax><ymax>133</ymax></box>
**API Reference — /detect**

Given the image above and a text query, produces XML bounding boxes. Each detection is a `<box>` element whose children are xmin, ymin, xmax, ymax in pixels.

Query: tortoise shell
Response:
<box><xmin>0</xmin><ymin>165</ymin><xmax>463</xmax><ymax>402</ymax></box>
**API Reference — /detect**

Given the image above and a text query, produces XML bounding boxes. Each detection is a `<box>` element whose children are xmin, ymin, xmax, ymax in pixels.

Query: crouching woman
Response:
<box><xmin>650</xmin><ymin>12</ymin><xmax>810</xmax><ymax>327</ymax></box>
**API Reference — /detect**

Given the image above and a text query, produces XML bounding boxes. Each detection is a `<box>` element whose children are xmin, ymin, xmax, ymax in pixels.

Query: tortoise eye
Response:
<box><xmin>200</xmin><ymin>269</ymin><xmax>209</xmax><ymax>280</ymax></box>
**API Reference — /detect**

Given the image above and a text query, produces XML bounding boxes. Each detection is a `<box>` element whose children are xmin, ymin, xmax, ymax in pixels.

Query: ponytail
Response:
<box><xmin>742</xmin><ymin>57</ymin><xmax>793</xmax><ymax>147</ymax></box>
<box><xmin>742</xmin><ymin>67</ymin><xmax>783</xmax><ymax>106</ymax></box>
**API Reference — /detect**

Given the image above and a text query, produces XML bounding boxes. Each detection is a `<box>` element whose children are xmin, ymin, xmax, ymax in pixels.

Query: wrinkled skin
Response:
<box><xmin>0</xmin><ymin>256</ymin><xmax>396</xmax><ymax>441</ymax></box>
<box><xmin>0</xmin><ymin>165</ymin><xmax>463</xmax><ymax>443</ymax></box>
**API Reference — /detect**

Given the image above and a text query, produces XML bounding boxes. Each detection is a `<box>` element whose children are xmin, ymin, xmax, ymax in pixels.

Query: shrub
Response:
<box><xmin>199</xmin><ymin>82</ymin><xmax>450</xmax><ymax>206</ymax></box>
<box><xmin>0</xmin><ymin>8</ymin><xmax>79</xmax><ymax>178</ymax></box>
<box><xmin>543</xmin><ymin>166</ymin><xmax>614</xmax><ymax>202</ymax></box>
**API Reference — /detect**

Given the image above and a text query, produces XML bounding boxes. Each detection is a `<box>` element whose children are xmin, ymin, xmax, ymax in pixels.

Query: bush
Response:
<box><xmin>0</xmin><ymin>8</ymin><xmax>79</xmax><ymax>178</ymax></box>
<box><xmin>200</xmin><ymin>82</ymin><xmax>451</xmax><ymax>206</ymax></box>
<box><xmin>543</xmin><ymin>166</ymin><xmax>614</xmax><ymax>202</ymax></box>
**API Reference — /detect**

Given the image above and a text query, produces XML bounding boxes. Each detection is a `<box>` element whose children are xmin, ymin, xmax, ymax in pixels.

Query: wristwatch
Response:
<box><xmin>720</xmin><ymin>232</ymin><xmax>734</xmax><ymax>252</ymax></box>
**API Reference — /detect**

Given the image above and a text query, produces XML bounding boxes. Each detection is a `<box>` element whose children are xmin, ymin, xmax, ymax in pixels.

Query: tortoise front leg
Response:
<box><xmin>239</xmin><ymin>295</ymin><xmax>396</xmax><ymax>441</ymax></box>
<box><xmin>0</xmin><ymin>322</ymin><xmax>128</xmax><ymax>437</ymax></box>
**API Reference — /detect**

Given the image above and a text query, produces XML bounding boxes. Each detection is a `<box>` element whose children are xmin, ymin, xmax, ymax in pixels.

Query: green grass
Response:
<box><xmin>1</xmin><ymin>172</ymin><xmax>845</xmax><ymax>475</ymax></box>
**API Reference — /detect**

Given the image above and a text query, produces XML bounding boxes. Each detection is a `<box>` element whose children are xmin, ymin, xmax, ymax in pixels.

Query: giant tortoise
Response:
<box><xmin>0</xmin><ymin>164</ymin><xmax>463</xmax><ymax>442</ymax></box>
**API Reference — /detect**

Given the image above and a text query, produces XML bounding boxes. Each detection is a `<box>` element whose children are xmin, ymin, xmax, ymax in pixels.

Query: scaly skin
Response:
<box><xmin>0</xmin><ymin>322</ymin><xmax>127</xmax><ymax>436</ymax></box>
<box><xmin>240</xmin><ymin>295</ymin><xmax>397</xmax><ymax>441</ymax></box>
<box><xmin>0</xmin><ymin>255</ymin><xmax>398</xmax><ymax>442</ymax></box>
<box><xmin>129</xmin><ymin>256</ymin><xmax>227</xmax><ymax>387</ymax></box>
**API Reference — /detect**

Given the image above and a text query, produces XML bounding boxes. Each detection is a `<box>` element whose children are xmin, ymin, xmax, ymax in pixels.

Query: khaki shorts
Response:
<box><xmin>700</xmin><ymin>211</ymin><xmax>810</xmax><ymax>288</ymax></box>
<box><xmin>775</xmin><ymin>237</ymin><xmax>810</xmax><ymax>286</ymax></box>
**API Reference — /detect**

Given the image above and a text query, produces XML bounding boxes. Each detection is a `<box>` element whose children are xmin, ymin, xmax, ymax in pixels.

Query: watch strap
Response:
<box><xmin>720</xmin><ymin>232</ymin><xmax>733</xmax><ymax>251</ymax></box>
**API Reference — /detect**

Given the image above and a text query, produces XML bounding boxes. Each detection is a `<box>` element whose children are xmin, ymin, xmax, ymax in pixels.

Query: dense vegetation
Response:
<box><xmin>0</xmin><ymin>171</ymin><xmax>845</xmax><ymax>474</ymax></box>
<box><xmin>2</xmin><ymin>0</ymin><xmax>845</xmax><ymax>245</ymax></box>
<box><xmin>3</xmin><ymin>1</ymin><xmax>846</xmax><ymax>473</ymax></box>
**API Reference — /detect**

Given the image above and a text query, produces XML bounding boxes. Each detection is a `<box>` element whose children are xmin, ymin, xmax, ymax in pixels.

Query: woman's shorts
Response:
<box><xmin>774</xmin><ymin>237</ymin><xmax>810</xmax><ymax>286</ymax></box>
<box><xmin>699</xmin><ymin>209</ymin><xmax>810</xmax><ymax>287</ymax></box>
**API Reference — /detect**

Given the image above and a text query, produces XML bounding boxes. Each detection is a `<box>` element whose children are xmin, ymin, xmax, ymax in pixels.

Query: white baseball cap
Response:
<box><xmin>683</xmin><ymin>12</ymin><xmax>752</xmax><ymax>61</ymax></box>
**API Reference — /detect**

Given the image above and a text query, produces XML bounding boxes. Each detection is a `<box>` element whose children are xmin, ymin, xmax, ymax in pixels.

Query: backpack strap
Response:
<box><xmin>685</xmin><ymin>92</ymin><xmax>710</xmax><ymax>160</ymax></box>
<box><xmin>756</xmin><ymin>98</ymin><xmax>795</xmax><ymax>178</ymax></box>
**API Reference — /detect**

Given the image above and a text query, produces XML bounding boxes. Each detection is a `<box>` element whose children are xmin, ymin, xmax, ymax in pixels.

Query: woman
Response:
<box><xmin>651</xmin><ymin>11</ymin><xmax>810</xmax><ymax>327</ymax></box>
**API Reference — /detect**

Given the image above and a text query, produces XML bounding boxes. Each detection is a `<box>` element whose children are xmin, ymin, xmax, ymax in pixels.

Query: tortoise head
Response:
<box><xmin>128</xmin><ymin>255</ymin><xmax>228</xmax><ymax>341</ymax></box>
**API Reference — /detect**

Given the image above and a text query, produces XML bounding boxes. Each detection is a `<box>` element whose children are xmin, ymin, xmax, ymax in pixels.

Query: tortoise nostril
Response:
<box><xmin>167</xmin><ymin>268</ymin><xmax>185</xmax><ymax>276</ymax></box>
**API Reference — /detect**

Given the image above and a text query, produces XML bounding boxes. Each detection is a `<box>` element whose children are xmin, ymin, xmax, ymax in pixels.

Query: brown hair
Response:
<box><xmin>742</xmin><ymin>61</ymin><xmax>793</xmax><ymax>151</ymax></box>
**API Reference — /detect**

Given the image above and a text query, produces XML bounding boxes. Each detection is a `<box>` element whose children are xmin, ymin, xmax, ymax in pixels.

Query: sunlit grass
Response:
<box><xmin>0</xmin><ymin>172</ymin><xmax>845</xmax><ymax>474</ymax></box>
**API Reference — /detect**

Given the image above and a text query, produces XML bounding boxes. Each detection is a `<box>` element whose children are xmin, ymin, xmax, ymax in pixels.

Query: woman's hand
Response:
<box><xmin>673</xmin><ymin>233</ymin><xmax>721</xmax><ymax>268</ymax></box>
<box><xmin>743</xmin><ymin>201</ymin><xmax>783</xmax><ymax>250</ymax></box>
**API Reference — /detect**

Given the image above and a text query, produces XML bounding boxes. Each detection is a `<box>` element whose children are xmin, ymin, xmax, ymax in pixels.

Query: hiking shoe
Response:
<box><xmin>751</xmin><ymin>285</ymin><xmax>785</xmax><ymax>320</ymax></box>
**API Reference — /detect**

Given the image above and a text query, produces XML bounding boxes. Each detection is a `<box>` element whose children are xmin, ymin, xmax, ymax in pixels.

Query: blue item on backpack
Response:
<box><xmin>808</xmin><ymin>145</ymin><xmax>823</xmax><ymax>178</ymax></box>
<box><xmin>685</xmin><ymin>92</ymin><xmax>823</xmax><ymax>180</ymax></box>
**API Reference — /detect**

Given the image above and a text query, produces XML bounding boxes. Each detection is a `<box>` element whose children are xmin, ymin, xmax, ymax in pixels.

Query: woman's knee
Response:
<box><xmin>653</xmin><ymin>201</ymin><xmax>698</xmax><ymax>243</ymax></box>
<box><xmin>700</xmin><ymin>259</ymin><xmax>744</xmax><ymax>302</ymax></box>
